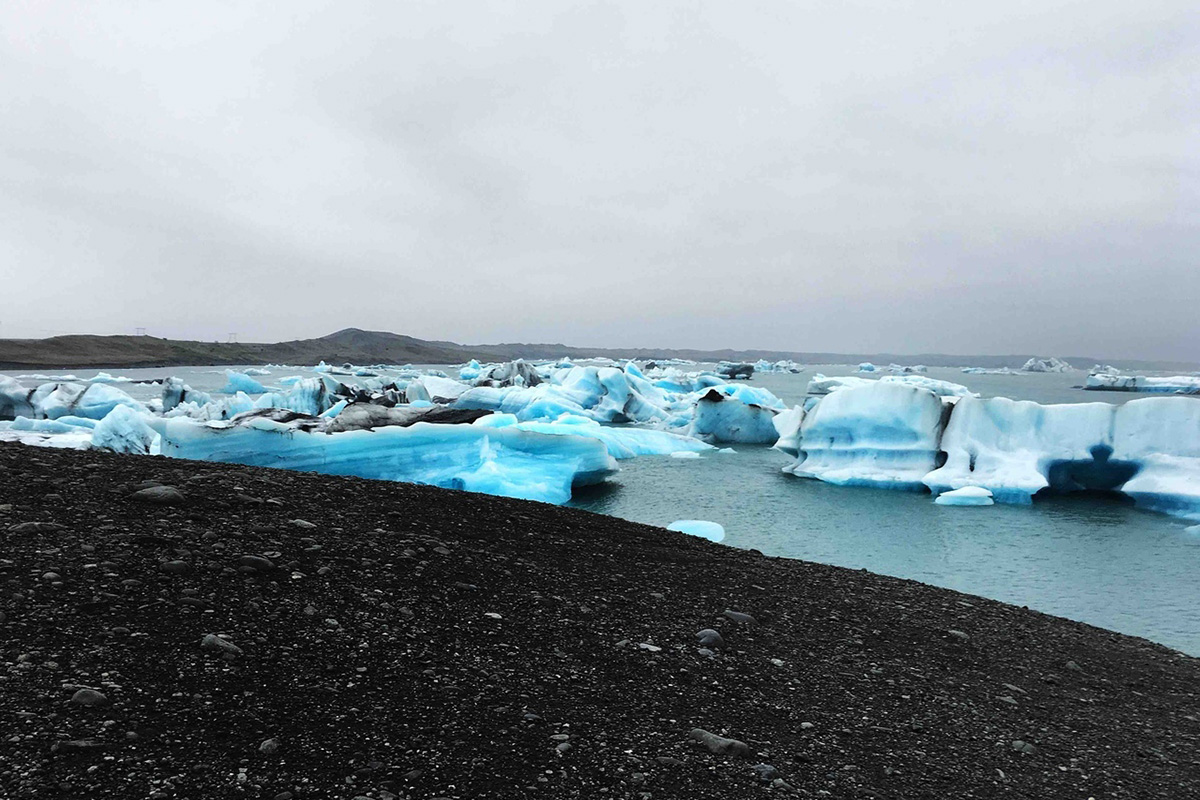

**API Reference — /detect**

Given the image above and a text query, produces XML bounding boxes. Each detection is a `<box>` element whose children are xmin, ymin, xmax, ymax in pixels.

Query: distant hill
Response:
<box><xmin>0</xmin><ymin>328</ymin><xmax>1196</xmax><ymax>372</ymax></box>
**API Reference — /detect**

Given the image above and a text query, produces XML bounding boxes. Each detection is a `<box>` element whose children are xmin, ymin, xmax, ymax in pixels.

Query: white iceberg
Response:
<box><xmin>934</xmin><ymin>486</ymin><xmax>994</xmax><ymax>506</ymax></box>
<box><xmin>1022</xmin><ymin>357</ymin><xmax>1073</xmax><ymax>373</ymax></box>
<box><xmin>806</xmin><ymin>373</ymin><xmax>975</xmax><ymax>398</ymax></box>
<box><xmin>785</xmin><ymin>382</ymin><xmax>947</xmax><ymax>490</ymax></box>
<box><xmin>1085</xmin><ymin>373</ymin><xmax>1200</xmax><ymax>394</ymax></box>
<box><xmin>666</xmin><ymin>520</ymin><xmax>725</xmax><ymax>542</ymax></box>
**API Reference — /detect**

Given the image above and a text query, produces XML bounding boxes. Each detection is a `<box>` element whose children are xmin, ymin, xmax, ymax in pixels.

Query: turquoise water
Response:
<box><xmin>6</xmin><ymin>364</ymin><xmax>1200</xmax><ymax>654</ymax></box>
<box><xmin>571</xmin><ymin>367</ymin><xmax>1200</xmax><ymax>655</ymax></box>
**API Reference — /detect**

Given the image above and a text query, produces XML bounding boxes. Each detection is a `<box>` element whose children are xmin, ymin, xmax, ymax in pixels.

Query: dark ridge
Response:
<box><xmin>2</xmin><ymin>329</ymin><xmax>1196</xmax><ymax>371</ymax></box>
<box><xmin>1</xmin><ymin>443</ymin><xmax>1198</xmax><ymax>798</ymax></box>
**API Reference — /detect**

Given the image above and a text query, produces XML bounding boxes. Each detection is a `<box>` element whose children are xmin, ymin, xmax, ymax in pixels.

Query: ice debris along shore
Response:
<box><xmin>775</xmin><ymin>381</ymin><xmax>1200</xmax><ymax>519</ymax></box>
<box><xmin>0</xmin><ymin>361</ymin><xmax>790</xmax><ymax>505</ymax></box>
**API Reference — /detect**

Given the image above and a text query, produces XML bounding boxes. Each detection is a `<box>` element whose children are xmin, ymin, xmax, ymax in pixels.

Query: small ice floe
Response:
<box><xmin>667</xmin><ymin>520</ymin><xmax>725</xmax><ymax>542</ymax></box>
<box><xmin>934</xmin><ymin>486</ymin><xmax>995</xmax><ymax>507</ymax></box>
<box><xmin>670</xmin><ymin>451</ymin><xmax>701</xmax><ymax>459</ymax></box>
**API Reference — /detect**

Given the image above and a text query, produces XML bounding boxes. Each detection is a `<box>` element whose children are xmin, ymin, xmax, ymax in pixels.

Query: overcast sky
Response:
<box><xmin>1</xmin><ymin>2</ymin><xmax>1196</xmax><ymax>359</ymax></box>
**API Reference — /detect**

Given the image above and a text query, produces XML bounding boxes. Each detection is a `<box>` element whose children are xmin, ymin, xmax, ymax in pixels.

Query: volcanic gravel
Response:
<box><xmin>2</xmin><ymin>443</ymin><xmax>1198</xmax><ymax>799</ymax></box>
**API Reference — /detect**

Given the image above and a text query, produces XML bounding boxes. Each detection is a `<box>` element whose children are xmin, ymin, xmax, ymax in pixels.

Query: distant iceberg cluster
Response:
<box><xmin>776</xmin><ymin>381</ymin><xmax>1200</xmax><ymax>520</ymax></box>
<box><xmin>0</xmin><ymin>358</ymin><xmax>791</xmax><ymax>505</ymax></box>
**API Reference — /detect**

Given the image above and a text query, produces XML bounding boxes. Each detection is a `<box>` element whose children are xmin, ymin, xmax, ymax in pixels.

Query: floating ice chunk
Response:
<box><xmin>689</xmin><ymin>388</ymin><xmax>780</xmax><ymax>443</ymax></box>
<box><xmin>85</xmin><ymin>372</ymin><xmax>135</xmax><ymax>383</ymax></box>
<box><xmin>149</xmin><ymin>412</ymin><xmax>617</xmax><ymax>505</ymax></box>
<box><xmin>10</xmin><ymin>415</ymin><xmax>97</xmax><ymax>434</ymax></box>
<box><xmin>1111</xmin><ymin>397</ymin><xmax>1200</xmax><ymax>519</ymax></box>
<box><xmin>786</xmin><ymin>383</ymin><xmax>946</xmax><ymax>490</ymax></box>
<box><xmin>0</xmin><ymin>420</ymin><xmax>93</xmax><ymax>449</ymax></box>
<box><xmin>717</xmin><ymin>362</ymin><xmax>754</xmax><ymax>379</ymax></box>
<box><xmin>771</xmin><ymin>405</ymin><xmax>806</xmax><ymax>457</ymax></box>
<box><xmin>91</xmin><ymin>405</ymin><xmax>161</xmax><ymax>455</ymax></box>
<box><xmin>252</xmin><ymin>377</ymin><xmax>336</xmax><ymax>416</ymax></box>
<box><xmin>857</xmin><ymin>362</ymin><xmax>878</xmax><ymax>373</ymax></box>
<box><xmin>806</xmin><ymin>374</ymin><xmax>875</xmax><ymax>395</ymax></box>
<box><xmin>807</xmin><ymin>374</ymin><xmax>974</xmax><ymax>398</ymax></box>
<box><xmin>670</xmin><ymin>451</ymin><xmax>702</xmax><ymax>459</ymax></box>
<box><xmin>1022</xmin><ymin>357</ymin><xmax>1073</xmax><ymax>373</ymax></box>
<box><xmin>162</xmin><ymin>377</ymin><xmax>212</xmax><ymax>412</ymax></box>
<box><xmin>1085</xmin><ymin>373</ymin><xmax>1200</xmax><ymax>394</ymax></box>
<box><xmin>924</xmin><ymin>397</ymin><xmax>1117</xmax><ymax>503</ymax></box>
<box><xmin>667</xmin><ymin>520</ymin><xmax>725</xmax><ymax>542</ymax></box>
<box><xmin>243</xmin><ymin>367</ymin><xmax>272</xmax><ymax>376</ymax></box>
<box><xmin>33</xmin><ymin>382</ymin><xmax>145</xmax><ymax>420</ymax></box>
<box><xmin>459</xmin><ymin>359</ymin><xmax>484</xmax><ymax>381</ymax></box>
<box><xmin>221</xmin><ymin>370</ymin><xmax>268</xmax><ymax>394</ymax></box>
<box><xmin>407</xmin><ymin>376</ymin><xmax>472</xmax><ymax>403</ymax></box>
<box><xmin>962</xmin><ymin>366</ymin><xmax>1023</xmax><ymax>375</ymax></box>
<box><xmin>753</xmin><ymin>359</ymin><xmax>803</xmax><ymax>373</ymax></box>
<box><xmin>934</xmin><ymin>486</ymin><xmax>994</xmax><ymax>506</ymax></box>
<box><xmin>0</xmin><ymin>376</ymin><xmax>35</xmax><ymax>420</ymax></box>
<box><xmin>166</xmin><ymin>392</ymin><xmax>257</xmax><ymax>421</ymax></box>
<box><xmin>476</xmin><ymin>413</ymin><xmax>712</xmax><ymax>459</ymax></box>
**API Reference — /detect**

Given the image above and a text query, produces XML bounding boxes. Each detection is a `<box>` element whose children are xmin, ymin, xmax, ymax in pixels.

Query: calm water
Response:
<box><xmin>7</xmin><ymin>363</ymin><xmax>1200</xmax><ymax>654</ymax></box>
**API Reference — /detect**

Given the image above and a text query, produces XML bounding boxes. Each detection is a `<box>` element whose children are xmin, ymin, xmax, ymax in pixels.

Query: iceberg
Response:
<box><xmin>1085</xmin><ymin>373</ymin><xmax>1200</xmax><ymax>394</ymax></box>
<box><xmin>666</xmin><ymin>520</ymin><xmax>725</xmax><ymax>543</ymax></box>
<box><xmin>785</xmin><ymin>382</ymin><xmax>948</xmax><ymax>490</ymax></box>
<box><xmin>85</xmin><ymin>372</ymin><xmax>135</xmax><ymax>383</ymax></box>
<box><xmin>923</xmin><ymin>397</ymin><xmax>1120</xmax><ymax>503</ymax></box>
<box><xmin>806</xmin><ymin>374</ymin><xmax>975</xmax><ymax>398</ymax></box>
<box><xmin>221</xmin><ymin>370</ymin><xmax>268</xmax><ymax>394</ymax></box>
<box><xmin>934</xmin><ymin>486</ymin><xmax>994</xmax><ymax>506</ymax></box>
<box><xmin>148</xmin><ymin>411</ymin><xmax>617</xmax><ymax>505</ymax></box>
<box><xmin>753</xmin><ymin>359</ymin><xmax>803</xmax><ymax>373</ymax></box>
<box><xmin>251</xmin><ymin>377</ymin><xmax>337</xmax><ymax>416</ymax></box>
<box><xmin>781</xmin><ymin>383</ymin><xmax>1200</xmax><ymax>520</ymax></box>
<box><xmin>243</xmin><ymin>367</ymin><xmax>272</xmax><ymax>376</ymax></box>
<box><xmin>162</xmin><ymin>377</ymin><xmax>212</xmax><ymax>412</ymax></box>
<box><xmin>1</xmin><ymin>376</ymin><xmax>35</xmax><ymax>420</ymax></box>
<box><xmin>717</xmin><ymin>362</ymin><xmax>754</xmax><ymax>380</ymax></box>
<box><xmin>1022</xmin><ymin>357</ymin><xmax>1074</xmax><ymax>373</ymax></box>
<box><xmin>459</xmin><ymin>359</ymin><xmax>484</xmax><ymax>381</ymax></box>
<box><xmin>91</xmin><ymin>405</ymin><xmax>161</xmax><ymax>455</ymax></box>
<box><xmin>1110</xmin><ymin>397</ymin><xmax>1200</xmax><ymax>519</ymax></box>
<box><xmin>857</xmin><ymin>362</ymin><xmax>879</xmax><ymax>373</ymax></box>
<box><xmin>29</xmin><ymin>382</ymin><xmax>144</xmax><ymax>420</ymax></box>
<box><xmin>474</xmin><ymin>413</ymin><xmax>712</xmax><ymax>459</ymax></box>
<box><xmin>688</xmin><ymin>388</ymin><xmax>780</xmax><ymax>444</ymax></box>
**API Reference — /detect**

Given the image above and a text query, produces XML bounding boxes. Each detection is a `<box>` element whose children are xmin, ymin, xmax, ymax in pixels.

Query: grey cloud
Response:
<box><xmin>0</xmin><ymin>1</ymin><xmax>1195</xmax><ymax>360</ymax></box>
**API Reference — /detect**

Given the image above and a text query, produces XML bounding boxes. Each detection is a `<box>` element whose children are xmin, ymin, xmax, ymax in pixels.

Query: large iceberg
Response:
<box><xmin>1085</xmin><ymin>373</ymin><xmax>1200</xmax><ymax>394</ymax></box>
<box><xmin>9</xmin><ymin>382</ymin><xmax>146</xmax><ymax>420</ymax></box>
<box><xmin>784</xmin><ymin>383</ymin><xmax>948</xmax><ymax>490</ymax></box>
<box><xmin>148</xmin><ymin>411</ymin><xmax>618</xmax><ymax>505</ymax></box>
<box><xmin>1022</xmin><ymin>357</ymin><xmax>1074</xmax><ymax>373</ymax></box>
<box><xmin>781</xmin><ymin>382</ymin><xmax>1200</xmax><ymax>520</ymax></box>
<box><xmin>924</xmin><ymin>397</ymin><xmax>1118</xmax><ymax>503</ymax></box>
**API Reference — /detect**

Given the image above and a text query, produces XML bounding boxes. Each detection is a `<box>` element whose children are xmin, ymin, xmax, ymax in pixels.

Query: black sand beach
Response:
<box><xmin>2</xmin><ymin>443</ymin><xmax>1198</xmax><ymax>798</ymax></box>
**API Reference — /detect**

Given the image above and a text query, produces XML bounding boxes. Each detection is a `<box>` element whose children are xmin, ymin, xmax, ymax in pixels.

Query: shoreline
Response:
<box><xmin>2</xmin><ymin>443</ymin><xmax>1198</xmax><ymax>797</ymax></box>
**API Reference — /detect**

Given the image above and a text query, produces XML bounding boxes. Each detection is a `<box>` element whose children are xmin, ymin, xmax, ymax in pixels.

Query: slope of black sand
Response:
<box><xmin>2</xmin><ymin>445</ymin><xmax>1199</xmax><ymax>799</ymax></box>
